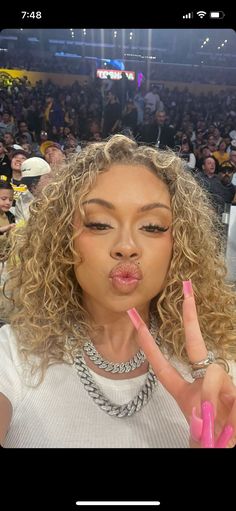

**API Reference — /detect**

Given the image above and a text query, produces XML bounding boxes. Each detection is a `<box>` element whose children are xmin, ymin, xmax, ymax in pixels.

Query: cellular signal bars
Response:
<box><xmin>183</xmin><ymin>12</ymin><xmax>193</xmax><ymax>18</ymax></box>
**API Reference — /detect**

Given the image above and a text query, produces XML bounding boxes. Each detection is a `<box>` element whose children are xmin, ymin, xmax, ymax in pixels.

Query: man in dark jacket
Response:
<box><xmin>138</xmin><ymin>110</ymin><xmax>175</xmax><ymax>149</ymax></box>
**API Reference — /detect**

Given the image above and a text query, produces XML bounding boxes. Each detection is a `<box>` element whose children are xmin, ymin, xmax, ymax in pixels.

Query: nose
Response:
<box><xmin>110</xmin><ymin>230</ymin><xmax>141</xmax><ymax>261</ymax></box>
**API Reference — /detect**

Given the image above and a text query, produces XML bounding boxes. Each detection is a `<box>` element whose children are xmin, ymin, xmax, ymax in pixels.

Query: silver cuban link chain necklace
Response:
<box><xmin>74</xmin><ymin>314</ymin><xmax>160</xmax><ymax>418</ymax></box>
<box><xmin>83</xmin><ymin>341</ymin><xmax>145</xmax><ymax>374</ymax></box>
<box><xmin>83</xmin><ymin>314</ymin><xmax>158</xmax><ymax>374</ymax></box>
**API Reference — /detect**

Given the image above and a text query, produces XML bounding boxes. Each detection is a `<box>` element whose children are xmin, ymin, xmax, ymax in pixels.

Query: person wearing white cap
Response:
<box><xmin>14</xmin><ymin>157</ymin><xmax>52</xmax><ymax>223</ymax></box>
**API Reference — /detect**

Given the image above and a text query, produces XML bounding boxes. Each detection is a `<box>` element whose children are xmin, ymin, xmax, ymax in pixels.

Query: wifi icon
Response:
<box><xmin>197</xmin><ymin>10</ymin><xmax>207</xmax><ymax>18</ymax></box>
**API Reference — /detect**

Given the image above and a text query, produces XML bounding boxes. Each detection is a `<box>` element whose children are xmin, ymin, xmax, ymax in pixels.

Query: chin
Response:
<box><xmin>108</xmin><ymin>299</ymin><xmax>149</xmax><ymax>314</ymax></box>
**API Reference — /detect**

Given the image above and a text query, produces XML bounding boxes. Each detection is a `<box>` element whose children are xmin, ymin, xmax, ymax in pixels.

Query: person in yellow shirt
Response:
<box><xmin>212</xmin><ymin>140</ymin><xmax>230</xmax><ymax>166</ymax></box>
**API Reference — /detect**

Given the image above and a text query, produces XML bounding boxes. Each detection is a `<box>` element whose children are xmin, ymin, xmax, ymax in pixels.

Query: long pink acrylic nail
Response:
<box><xmin>127</xmin><ymin>308</ymin><xmax>143</xmax><ymax>330</ymax></box>
<box><xmin>215</xmin><ymin>425</ymin><xmax>234</xmax><ymax>448</ymax></box>
<box><xmin>190</xmin><ymin>407</ymin><xmax>203</xmax><ymax>442</ymax></box>
<box><xmin>201</xmin><ymin>401</ymin><xmax>215</xmax><ymax>448</ymax></box>
<box><xmin>183</xmin><ymin>280</ymin><xmax>193</xmax><ymax>299</ymax></box>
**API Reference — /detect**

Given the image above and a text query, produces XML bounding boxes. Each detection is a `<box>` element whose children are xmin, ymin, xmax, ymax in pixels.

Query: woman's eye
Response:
<box><xmin>141</xmin><ymin>224</ymin><xmax>169</xmax><ymax>233</ymax></box>
<box><xmin>84</xmin><ymin>222</ymin><xmax>113</xmax><ymax>230</ymax></box>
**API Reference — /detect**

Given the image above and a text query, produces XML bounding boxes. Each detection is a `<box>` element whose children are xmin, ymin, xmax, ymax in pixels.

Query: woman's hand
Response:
<box><xmin>127</xmin><ymin>280</ymin><xmax>236</xmax><ymax>448</ymax></box>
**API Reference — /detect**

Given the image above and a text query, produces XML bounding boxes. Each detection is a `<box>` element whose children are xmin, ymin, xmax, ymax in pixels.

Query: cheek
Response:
<box><xmin>147</xmin><ymin>236</ymin><xmax>173</xmax><ymax>273</ymax></box>
<box><xmin>74</xmin><ymin>233</ymin><xmax>98</xmax><ymax>260</ymax></box>
<box><xmin>74</xmin><ymin>232</ymin><xmax>108</xmax><ymax>271</ymax></box>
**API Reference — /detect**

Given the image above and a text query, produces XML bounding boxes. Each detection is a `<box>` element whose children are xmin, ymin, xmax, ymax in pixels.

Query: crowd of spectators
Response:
<box><xmin>0</xmin><ymin>73</ymin><xmax>235</xmax><ymax>222</ymax></box>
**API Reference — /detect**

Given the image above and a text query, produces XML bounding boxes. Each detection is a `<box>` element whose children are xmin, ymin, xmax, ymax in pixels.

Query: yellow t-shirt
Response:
<box><xmin>212</xmin><ymin>151</ymin><xmax>229</xmax><ymax>166</ymax></box>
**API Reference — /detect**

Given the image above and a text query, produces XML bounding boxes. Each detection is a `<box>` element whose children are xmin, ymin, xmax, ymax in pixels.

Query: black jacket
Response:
<box><xmin>138</xmin><ymin>123</ymin><xmax>175</xmax><ymax>149</ymax></box>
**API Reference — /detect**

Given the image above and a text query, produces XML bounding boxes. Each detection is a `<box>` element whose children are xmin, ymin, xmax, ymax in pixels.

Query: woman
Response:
<box><xmin>212</xmin><ymin>140</ymin><xmax>230</xmax><ymax>166</ymax></box>
<box><xmin>179</xmin><ymin>137</ymin><xmax>196</xmax><ymax>171</ymax></box>
<box><xmin>0</xmin><ymin>134</ymin><xmax>236</xmax><ymax>448</ymax></box>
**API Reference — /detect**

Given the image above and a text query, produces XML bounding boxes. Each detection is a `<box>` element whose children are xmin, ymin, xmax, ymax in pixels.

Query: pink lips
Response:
<box><xmin>109</xmin><ymin>262</ymin><xmax>142</xmax><ymax>292</ymax></box>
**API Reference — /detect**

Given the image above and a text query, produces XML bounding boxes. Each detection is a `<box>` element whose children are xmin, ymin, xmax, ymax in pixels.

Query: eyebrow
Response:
<box><xmin>82</xmin><ymin>199</ymin><xmax>171</xmax><ymax>212</ymax></box>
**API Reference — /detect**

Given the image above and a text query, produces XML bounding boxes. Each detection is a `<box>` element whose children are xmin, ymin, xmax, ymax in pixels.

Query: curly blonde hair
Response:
<box><xmin>5</xmin><ymin>134</ymin><xmax>236</xmax><ymax>379</ymax></box>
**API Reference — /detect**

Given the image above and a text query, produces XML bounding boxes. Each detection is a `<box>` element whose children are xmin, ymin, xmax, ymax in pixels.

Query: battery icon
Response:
<box><xmin>210</xmin><ymin>11</ymin><xmax>225</xmax><ymax>18</ymax></box>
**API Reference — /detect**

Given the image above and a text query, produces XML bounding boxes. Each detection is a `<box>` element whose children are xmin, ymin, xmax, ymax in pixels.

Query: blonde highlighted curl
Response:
<box><xmin>5</xmin><ymin>134</ymin><xmax>236</xmax><ymax>380</ymax></box>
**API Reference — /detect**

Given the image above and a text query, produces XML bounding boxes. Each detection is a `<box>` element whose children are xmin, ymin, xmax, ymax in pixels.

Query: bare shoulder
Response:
<box><xmin>0</xmin><ymin>392</ymin><xmax>12</xmax><ymax>446</ymax></box>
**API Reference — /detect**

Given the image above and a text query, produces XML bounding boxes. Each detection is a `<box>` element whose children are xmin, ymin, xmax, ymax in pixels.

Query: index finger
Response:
<box><xmin>127</xmin><ymin>308</ymin><xmax>185</xmax><ymax>399</ymax></box>
<box><xmin>183</xmin><ymin>280</ymin><xmax>208</xmax><ymax>364</ymax></box>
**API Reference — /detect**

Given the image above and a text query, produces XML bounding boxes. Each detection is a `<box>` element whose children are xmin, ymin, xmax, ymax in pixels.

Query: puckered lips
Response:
<box><xmin>109</xmin><ymin>262</ymin><xmax>142</xmax><ymax>293</ymax></box>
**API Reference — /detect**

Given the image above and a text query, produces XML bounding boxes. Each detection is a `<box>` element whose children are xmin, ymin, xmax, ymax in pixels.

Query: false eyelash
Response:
<box><xmin>84</xmin><ymin>222</ymin><xmax>112</xmax><ymax>230</ymax></box>
<box><xmin>141</xmin><ymin>224</ymin><xmax>169</xmax><ymax>233</ymax></box>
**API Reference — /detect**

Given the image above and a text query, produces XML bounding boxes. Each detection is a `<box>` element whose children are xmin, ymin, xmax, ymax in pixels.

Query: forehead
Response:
<box><xmin>12</xmin><ymin>154</ymin><xmax>27</xmax><ymax>161</ymax></box>
<box><xmin>204</xmin><ymin>157</ymin><xmax>215</xmax><ymax>163</ymax></box>
<box><xmin>220</xmin><ymin>167</ymin><xmax>233</xmax><ymax>173</ymax></box>
<box><xmin>0</xmin><ymin>188</ymin><xmax>13</xmax><ymax>196</ymax></box>
<box><xmin>45</xmin><ymin>146</ymin><xmax>59</xmax><ymax>153</ymax></box>
<box><xmin>86</xmin><ymin>164</ymin><xmax>171</xmax><ymax>204</ymax></box>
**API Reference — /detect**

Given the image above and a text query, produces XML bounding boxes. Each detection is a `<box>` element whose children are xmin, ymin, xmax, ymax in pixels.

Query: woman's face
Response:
<box><xmin>73</xmin><ymin>164</ymin><xmax>173</xmax><ymax>317</ymax></box>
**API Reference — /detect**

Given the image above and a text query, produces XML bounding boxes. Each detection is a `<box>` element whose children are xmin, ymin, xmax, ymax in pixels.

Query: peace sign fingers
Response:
<box><xmin>182</xmin><ymin>280</ymin><xmax>208</xmax><ymax>364</ymax></box>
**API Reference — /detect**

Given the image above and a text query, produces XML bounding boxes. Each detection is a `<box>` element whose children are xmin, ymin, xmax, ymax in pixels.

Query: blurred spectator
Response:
<box><xmin>133</xmin><ymin>88</ymin><xmax>145</xmax><ymax>126</ymax></box>
<box><xmin>42</xmin><ymin>142</ymin><xmax>65</xmax><ymax>166</ymax></box>
<box><xmin>196</xmin><ymin>156</ymin><xmax>232</xmax><ymax>217</ymax></box>
<box><xmin>212</xmin><ymin>140</ymin><xmax>229</xmax><ymax>166</ymax></box>
<box><xmin>9</xmin><ymin>149</ymin><xmax>28</xmax><ymax>209</ymax></box>
<box><xmin>0</xmin><ymin>181</ymin><xmax>15</xmax><ymax>235</ymax></box>
<box><xmin>0</xmin><ymin>139</ymin><xmax>12</xmax><ymax>181</ymax></box>
<box><xmin>102</xmin><ymin>91</ymin><xmax>122</xmax><ymax>138</ymax></box>
<box><xmin>179</xmin><ymin>137</ymin><xmax>196</xmax><ymax>171</ymax></box>
<box><xmin>144</xmin><ymin>86</ymin><xmax>162</xmax><ymax>115</ymax></box>
<box><xmin>15</xmin><ymin>120</ymin><xmax>33</xmax><ymax>145</ymax></box>
<box><xmin>86</xmin><ymin>120</ymin><xmax>102</xmax><ymax>142</ymax></box>
<box><xmin>195</xmin><ymin>145</ymin><xmax>212</xmax><ymax>170</ymax></box>
<box><xmin>3</xmin><ymin>133</ymin><xmax>15</xmax><ymax>154</ymax></box>
<box><xmin>206</xmin><ymin>135</ymin><xmax>217</xmax><ymax>154</ymax></box>
<box><xmin>138</xmin><ymin>110</ymin><xmax>175</xmax><ymax>149</ymax></box>
<box><xmin>63</xmin><ymin>134</ymin><xmax>81</xmax><ymax>156</ymax></box>
<box><xmin>121</xmin><ymin>100</ymin><xmax>138</xmax><ymax>136</ymax></box>
<box><xmin>0</xmin><ymin>111</ymin><xmax>16</xmax><ymax>137</ymax></box>
<box><xmin>15</xmin><ymin>157</ymin><xmax>52</xmax><ymax>223</ymax></box>
<box><xmin>43</xmin><ymin>96</ymin><xmax>64</xmax><ymax>133</ymax></box>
